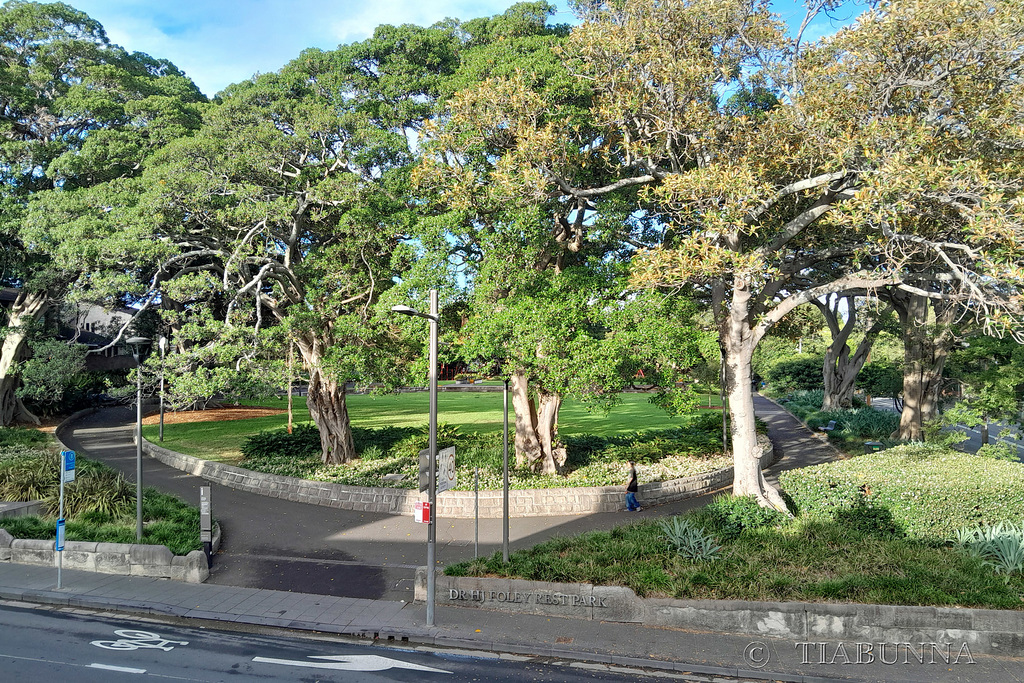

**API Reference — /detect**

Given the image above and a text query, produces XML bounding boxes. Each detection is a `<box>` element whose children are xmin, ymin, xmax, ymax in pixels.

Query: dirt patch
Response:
<box><xmin>141</xmin><ymin>406</ymin><xmax>285</xmax><ymax>426</ymax></box>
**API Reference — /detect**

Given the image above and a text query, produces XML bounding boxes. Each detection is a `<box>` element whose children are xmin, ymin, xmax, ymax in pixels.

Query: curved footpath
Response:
<box><xmin>55</xmin><ymin>395</ymin><xmax>837</xmax><ymax>602</ymax></box>
<box><xmin>5</xmin><ymin>397</ymin><xmax>1021</xmax><ymax>681</ymax></box>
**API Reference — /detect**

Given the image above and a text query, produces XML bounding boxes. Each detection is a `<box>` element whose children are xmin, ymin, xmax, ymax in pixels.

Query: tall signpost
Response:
<box><xmin>56</xmin><ymin>450</ymin><xmax>75</xmax><ymax>589</ymax></box>
<box><xmin>127</xmin><ymin>336</ymin><xmax>151</xmax><ymax>542</ymax></box>
<box><xmin>392</xmin><ymin>289</ymin><xmax>440</xmax><ymax>626</ymax></box>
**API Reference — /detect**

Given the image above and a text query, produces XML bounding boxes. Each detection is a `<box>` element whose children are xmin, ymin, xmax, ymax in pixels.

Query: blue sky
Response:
<box><xmin>68</xmin><ymin>1</ymin><xmax>864</xmax><ymax>97</ymax></box>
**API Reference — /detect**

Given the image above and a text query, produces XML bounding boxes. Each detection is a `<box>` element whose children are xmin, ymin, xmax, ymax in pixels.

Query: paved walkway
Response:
<box><xmin>56</xmin><ymin>397</ymin><xmax>841</xmax><ymax>603</ymax></box>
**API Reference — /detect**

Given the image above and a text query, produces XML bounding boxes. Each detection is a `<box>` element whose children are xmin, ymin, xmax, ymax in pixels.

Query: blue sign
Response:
<box><xmin>61</xmin><ymin>450</ymin><xmax>75</xmax><ymax>483</ymax></box>
<box><xmin>55</xmin><ymin>519</ymin><xmax>65</xmax><ymax>551</ymax></box>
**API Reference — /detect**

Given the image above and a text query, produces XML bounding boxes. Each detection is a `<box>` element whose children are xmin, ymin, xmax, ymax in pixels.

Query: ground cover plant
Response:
<box><xmin>779</xmin><ymin>443</ymin><xmax>1024</xmax><ymax>540</ymax></box>
<box><xmin>447</xmin><ymin>464</ymin><xmax>1024</xmax><ymax>609</ymax></box>
<box><xmin>778</xmin><ymin>389</ymin><xmax>900</xmax><ymax>451</ymax></box>
<box><xmin>0</xmin><ymin>433</ymin><xmax>204</xmax><ymax>555</ymax></box>
<box><xmin>237</xmin><ymin>412</ymin><xmax>732</xmax><ymax>490</ymax></box>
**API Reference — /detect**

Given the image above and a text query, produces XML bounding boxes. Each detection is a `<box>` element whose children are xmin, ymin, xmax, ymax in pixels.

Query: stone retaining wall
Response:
<box><xmin>0</xmin><ymin>501</ymin><xmax>42</xmax><ymax>519</ymax></box>
<box><xmin>0</xmin><ymin>529</ymin><xmax>211</xmax><ymax>582</ymax></box>
<box><xmin>140</xmin><ymin>433</ymin><xmax>777</xmax><ymax>518</ymax></box>
<box><xmin>416</xmin><ymin>570</ymin><xmax>1024</xmax><ymax>657</ymax></box>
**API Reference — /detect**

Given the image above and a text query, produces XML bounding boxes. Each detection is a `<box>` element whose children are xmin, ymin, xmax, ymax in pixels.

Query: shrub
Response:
<box><xmin>241</xmin><ymin>424</ymin><xmax>322</xmax><ymax>460</ymax></box>
<box><xmin>658</xmin><ymin>517</ymin><xmax>721</xmax><ymax>560</ymax></box>
<box><xmin>780</xmin><ymin>443</ymin><xmax>1024</xmax><ymax>539</ymax></box>
<box><xmin>52</xmin><ymin>470</ymin><xmax>134</xmax><ymax>518</ymax></box>
<box><xmin>695</xmin><ymin>495</ymin><xmax>786</xmax><ymax>541</ymax></box>
<box><xmin>805</xmin><ymin>408</ymin><xmax>901</xmax><ymax>440</ymax></box>
<box><xmin>955</xmin><ymin>522</ymin><xmax>1024</xmax><ymax>577</ymax></box>
<box><xmin>764</xmin><ymin>355</ymin><xmax>824</xmax><ymax>394</ymax></box>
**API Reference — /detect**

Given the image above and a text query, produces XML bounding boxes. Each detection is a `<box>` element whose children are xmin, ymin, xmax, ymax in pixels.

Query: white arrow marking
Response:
<box><xmin>252</xmin><ymin>654</ymin><xmax>451</xmax><ymax>674</ymax></box>
<box><xmin>89</xmin><ymin>663</ymin><xmax>147</xmax><ymax>673</ymax></box>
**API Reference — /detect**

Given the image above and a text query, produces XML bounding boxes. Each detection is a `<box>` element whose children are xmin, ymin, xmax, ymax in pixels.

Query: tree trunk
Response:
<box><xmin>721</xmin><ymin>280</ymin><xmax>787</xmax><ymax>511</ymax></box>
<box><xmin>509</xmin><ymin>370</ymin><xmax>562</xmax><ymax>474</ymax></box>
<box><xmin>0</xmin><ymin>290</ymin><xmax>48</xmax><ymax>426</ymax></box>
<box><xmin>296</xmin><ymin>337</ymin><xmax>356</xmax><ymax>465</ymax></box>
<box><xmin>889</xmin><ymin>292</ymin><xmax>952</xmax><ymax>441</ymax></box>
<box><xmin>817</xmin><ymin>296</ymin><xmax>885</xmax><ymax>411</ymax></box>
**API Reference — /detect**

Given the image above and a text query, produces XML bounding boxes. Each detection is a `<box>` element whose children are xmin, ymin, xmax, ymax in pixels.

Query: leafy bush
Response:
<box><xmin>695</xmin><ymin>495</ymin><xmax>786</xmax><ymax>541</ymax></box>
<box><xmin>54</xmin><ymin>470</ymin><xmax>134</xmax><ymax>518</ymax></box>
<box><xmin>241</xmin><ymin>424</ymin><xmax>323</xmax><ymax>460</ymax></box>
<box><xmin>804</xmin><ymin>408</ymin><xmax>901</xmax><ymax>440</ymax></box>
<box><xmin>240</xmin><ymin>417</ymin><xmax>731</xmax><ymax>490</ymax></box>
<box><xmin>659</xmin><ymin>516</ymin><xmax>721</xmax><ymax>560</ymax></box>
<box><xmin>780</xmin><ymin>443</ymin><xmax>1024</xmax><ymax>539</ymax></box>
<box><xmin>955</xmin><ymin>522</ymin><xmax>1024</xmax><ymax>577</ymax></box>
<box><xmin>764</xmin><ymin>355</ymin><xmax>824</xmax><ymax>394</ymax></box>
<box><xmin>0</xmin><ymin>451</ymin><xmax>59</xmax><ymax>501</ymax></box>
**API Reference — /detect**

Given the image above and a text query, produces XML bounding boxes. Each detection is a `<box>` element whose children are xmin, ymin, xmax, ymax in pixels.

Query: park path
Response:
<box><xmin>61</xmin><ymin>395</ymin><xmax>838</xmax><ymax>600</ymax></box>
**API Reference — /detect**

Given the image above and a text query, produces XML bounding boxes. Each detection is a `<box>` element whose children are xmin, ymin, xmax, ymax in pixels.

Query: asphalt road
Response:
<box><xmin>0</xmin><ymin>602</ymin><xmax>670</xmax><ymax>682</ymax></box>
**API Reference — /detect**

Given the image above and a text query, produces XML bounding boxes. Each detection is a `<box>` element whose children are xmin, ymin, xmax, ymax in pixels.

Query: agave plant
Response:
<box><xmin>954</xmin><ymin>522</ymin><xmax>1024</xmax><ymax>578</ymax></box>
<box><xmin>659</xmin><ymin>516</ymin><xmax>721</xmax><ymax>561</ymax></box>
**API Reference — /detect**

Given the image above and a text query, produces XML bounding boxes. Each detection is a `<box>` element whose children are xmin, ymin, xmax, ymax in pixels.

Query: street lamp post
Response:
<box><xmin>127</xmin><ymin>336</ymin><xmax>151</xmax><ymax>542</ymax></box>
<box><xmin>391</xmin><ymin>290</ymin><xmax>439</xmax><ymax>626</ymax></box>
<box><xmin>158</xmin><ymin>336</ymin><xmax>168</xmax><ymax>442</ymax></box>
<box><xmin>503</xmin><ymin>378</ymin><xmax>510</xmax><ymax>563</ymax></box>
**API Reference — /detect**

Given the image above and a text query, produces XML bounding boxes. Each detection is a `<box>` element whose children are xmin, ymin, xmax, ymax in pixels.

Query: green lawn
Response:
<box><xmin>142</xmin><ymin>392</ymin><xmax>721</xmax><ymax>463</ymax></box>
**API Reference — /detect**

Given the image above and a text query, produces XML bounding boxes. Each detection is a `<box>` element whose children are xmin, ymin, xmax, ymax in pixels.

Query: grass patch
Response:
<box><xmin>0</xmin><ymin>427</ymin><xmax>50</xmax><ymax>450</ymax></box>
<box><xmin>448</xmin><ymin>446</ymin><xmax>1024</xmax><ymax>609</ymax></box>
<box><xmin>142</xmin><ymin>392</ymin><xmax>723</xmax><ymax>463</ymax></box>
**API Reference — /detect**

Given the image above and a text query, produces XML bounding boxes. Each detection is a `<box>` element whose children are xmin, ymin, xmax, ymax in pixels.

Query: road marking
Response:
<box><xmin>253</xmin><ymin>654</ymin><xmax>451</xmax><ymax>673</ymax></box>
<box><xmin>92</xmin><ymin>629</ymin><xmax>189</xmax><ymax>651</ymax></box>
<box><xmin>89</xmin><ymin>663</ymin><xmax>147</xmax><ymax>673</ymax></box>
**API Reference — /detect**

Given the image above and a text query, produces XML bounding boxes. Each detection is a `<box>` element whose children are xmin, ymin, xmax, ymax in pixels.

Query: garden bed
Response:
<box><xmin>447</xmin><ymin>447</ymin><xmax>1024</xmax><ymax>610</ymax></box>
<box><xmin>0</xmin><ymin>427</ymin><xmax>205</xmax><ymax>555</ymax></box>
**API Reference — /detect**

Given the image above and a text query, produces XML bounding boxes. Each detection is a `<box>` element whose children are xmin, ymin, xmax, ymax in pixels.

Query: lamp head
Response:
<box><xmin>126</xmin><ymin>336</ymin><xmax>152</xmax><ymax>363</ymax></box>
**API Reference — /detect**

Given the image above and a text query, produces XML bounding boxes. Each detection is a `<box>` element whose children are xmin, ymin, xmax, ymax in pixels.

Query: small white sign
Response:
<box><xmin>437</xmin><ymin>446</ymin><xmax>456</xmax><ymax>493</ymax></box>
<box><xmin>61</xmin><ymin>450</ymin><xmax>76</xmax><ymax>483</ymax></box>
<box><xmin>55</xmin><ymin>519</ymin><xmax>65</xmax><ymax>551</ymax></box>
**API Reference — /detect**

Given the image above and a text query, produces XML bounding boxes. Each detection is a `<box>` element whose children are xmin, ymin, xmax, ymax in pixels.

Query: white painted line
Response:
<box><xmin>89</xmin><ymin>663</ymin><xmax>147</xmax><ymax>673</ymax></box>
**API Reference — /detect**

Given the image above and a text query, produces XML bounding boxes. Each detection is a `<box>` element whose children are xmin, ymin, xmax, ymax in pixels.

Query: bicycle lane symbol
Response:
<box><xmin>91</xmin><ymin>629</ymin><xmax>189</xmax><ymax>652</ymax></box>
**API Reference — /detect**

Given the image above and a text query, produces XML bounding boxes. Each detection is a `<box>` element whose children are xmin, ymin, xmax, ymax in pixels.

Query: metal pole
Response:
<box><xmin>57</xmin><ymin>470</ymin><xmax>64</xmax><ymax>589</ymax></box>
<box><xmin>502</xmin><ymin>378</ymin><xmax>509</xmax><ymax>564</ymax></box>
<box><xmin>427</xmin><ymin>288</ymin><xmax>438</xmax><ymax>627</ymax></box>
<box><xmin>158</xmin><ymin>338</ymin><xmax>165</xmax><ymax>442</ymax></box>
<box><xmin>136</xmin><ymin>362</ymin><xmax>144</xmax><ymax>542</ymax></box>
<box><xmin>474</xmin><ymin>467</ymin><xmax>479</xmax><ymax>559</ymax></box>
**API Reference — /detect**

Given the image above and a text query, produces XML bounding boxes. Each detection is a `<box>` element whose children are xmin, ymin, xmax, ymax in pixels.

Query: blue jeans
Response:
<box><xmin>625</xmin><ymin>492</ymin><xmax>639</xmax><ymax>510</ymax></box>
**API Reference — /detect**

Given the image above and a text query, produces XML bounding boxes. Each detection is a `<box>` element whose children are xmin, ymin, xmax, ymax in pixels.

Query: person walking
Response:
<box><xmin>625</xmin><ymin>460</ymin><xmax>641</xmax><ymax>511</ymax></box>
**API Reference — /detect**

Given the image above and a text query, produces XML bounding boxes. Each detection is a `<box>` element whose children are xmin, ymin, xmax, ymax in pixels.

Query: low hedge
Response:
<box><xmin>779</xmin><ymin>443</ymin><xmax>1024</xmax><ymax>539</ymax></box>
<box><xmin>239</xmin><ymin>415</ymin><xmax>732</xmax><ymax>490</ymax></box>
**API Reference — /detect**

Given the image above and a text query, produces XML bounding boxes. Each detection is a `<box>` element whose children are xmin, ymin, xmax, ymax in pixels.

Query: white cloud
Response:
<box><xmin>68</xmin><ymin>0</ymin><xmax>529</xmax><ymax>96</ymax></box>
